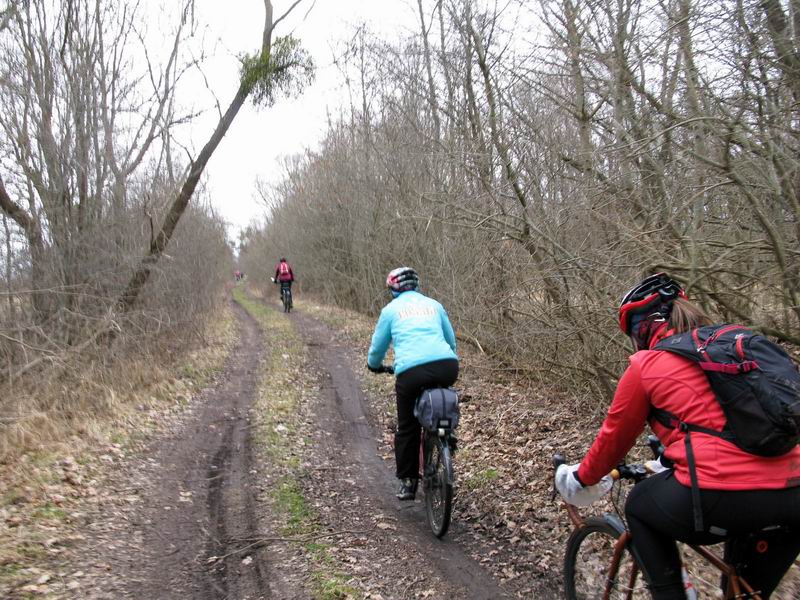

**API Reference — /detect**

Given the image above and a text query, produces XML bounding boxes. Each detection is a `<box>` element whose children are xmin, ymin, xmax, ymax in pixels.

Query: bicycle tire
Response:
<box><xmin>424</xmin><ymin>435</ymin><xmax>453</xmax><ymax>538</ymax></box>
<box><xmin>564</xmin><ymin>516</ymin><xmax>648</xmax><ymax>600</ymax></box>
<box><xmin>282</xmin><ymin>290</ymin><xmax>290</xmax><ymax>312</ymax></box>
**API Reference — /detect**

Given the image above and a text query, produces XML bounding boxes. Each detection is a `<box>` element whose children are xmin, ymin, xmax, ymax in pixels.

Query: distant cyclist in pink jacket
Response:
<box><xmin>273</xmin><ymin>257</ymin><xmax>294</xmax><ymax>298</ymax></box>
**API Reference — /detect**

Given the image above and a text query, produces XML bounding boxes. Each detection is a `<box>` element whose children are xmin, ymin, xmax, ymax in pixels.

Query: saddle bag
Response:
<box><xmin>415</xmin><ymin>387</ymin><xmax>460</xmax><ymax>431</ymax></box>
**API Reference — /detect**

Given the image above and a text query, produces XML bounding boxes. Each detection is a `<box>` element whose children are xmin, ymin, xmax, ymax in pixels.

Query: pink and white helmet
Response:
<box><xmin>386</xmin><ymin>267</ymin><xmax>419</xmax><ymax>293</ymax></box>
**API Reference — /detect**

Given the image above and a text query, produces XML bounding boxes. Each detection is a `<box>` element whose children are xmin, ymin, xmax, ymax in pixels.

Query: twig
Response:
<box><xmin>9</xmin><ymin>318</ymin><xmax>117</xmax><ymax>380</ymax></box>
<box><xmin>456</xmin><ymin>332</ymin><xmax>485</xmax><ymax>353</ymax></box>
<box><xmin>209</xmin><ymin>528</ymin><xmax>373</xmax><ymax>563</ymax></box>
<box><xmin>0</xmin><ymin>331</ymin><xmax>57</xmax><ymax>355</ymax></box>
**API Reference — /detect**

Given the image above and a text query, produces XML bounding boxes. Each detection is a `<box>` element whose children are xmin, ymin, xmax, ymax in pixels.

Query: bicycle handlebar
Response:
<box><xmin>610</xmin><ymin>463</ymin><xmax>649</xmax><ymax>482</ymax></box>
<box><xmin>607</xmin><ymin>435</ymin><xmax>668</xmax><ymax>482</ymax></box>
<box><xmin>553</xmin><ymin>435</ymin><xmax>665</xmax><ymax>489</ymax></box>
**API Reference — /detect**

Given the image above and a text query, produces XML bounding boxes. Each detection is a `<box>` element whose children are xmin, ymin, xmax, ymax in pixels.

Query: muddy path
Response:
<box><xmin>30</xmin><ymin>292</ymin><xmax>554</xmax><ymax>599</ymax></box>
<box><xmin>52</xmin><ymin>300</ymin><xmax>281</xmax><ymax>600</ymax></box>
<box><xmin>289</xmin><ymin>309</ymin><xmax>513</xmax><ymax>599</ymax></box>
<box><xmin>136</xmin><ymin>300</ymin><xmax>269</xmax><ymax>599</ymax></box>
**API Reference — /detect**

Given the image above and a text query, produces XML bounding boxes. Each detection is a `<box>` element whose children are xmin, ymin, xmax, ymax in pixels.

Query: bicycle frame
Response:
<box><xmin>280</xmin><ymin>284</ymin><xmax>292</xmax><ymax>310</ymax></box>
<box><xmin>558</xmin><ymin>478</ymin><xmax>763</xmax><ymax>600</ymax></box>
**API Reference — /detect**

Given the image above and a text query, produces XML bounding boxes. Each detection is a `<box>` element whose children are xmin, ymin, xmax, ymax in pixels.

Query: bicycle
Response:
<box><xmin>374</xmin><ymin>364</ymin><xmax>457</xmax><ymax>538</ymax></box>
<box><xmin>280</xmin><ymin>283</ymin><xmax>292</xmax><ymax>313</ymax></box>
<box><xmin>553</xmin><ymin>436</ymin><xmax>794</xmax><ymax>600</ymax></box>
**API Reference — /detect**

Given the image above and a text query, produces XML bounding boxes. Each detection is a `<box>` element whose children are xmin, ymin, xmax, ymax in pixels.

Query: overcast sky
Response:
<box><xmin>180</xmin><ymin>0</ymin><xmax>420</xmax><ymax>237</ymax></box>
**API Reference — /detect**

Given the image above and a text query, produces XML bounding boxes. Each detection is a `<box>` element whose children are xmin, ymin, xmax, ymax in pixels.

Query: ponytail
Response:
<box><xmin>669</xmin><ymin>296</ymin><xmax>712</xmax><ymax>333</ymax></box>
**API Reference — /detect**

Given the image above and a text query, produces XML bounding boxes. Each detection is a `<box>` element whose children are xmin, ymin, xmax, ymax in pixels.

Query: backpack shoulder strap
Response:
<box><xmin>649</xmin><ymin>406</ymin><xmax>736</xmax><ymax>533</ymax></box>
<box><xmin>650</xmin><ymin>407</ymin><xmax>734</xmax><ymax>440</ymax></box>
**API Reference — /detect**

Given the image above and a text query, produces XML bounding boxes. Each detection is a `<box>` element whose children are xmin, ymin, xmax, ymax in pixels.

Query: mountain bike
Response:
<box><xmin>280</xmin><ymin>284</ymin><xmax>292</xmax><ymax>313</ymax></box>
<box><xmin>374</xmin><ymin>364</ymin><xmax>457</xmax><ymax>538</ymax></box>
<box><xmin>552</xmin><ymin>437</ymin><xmax>797</xmax><ymax>599</ymax></box>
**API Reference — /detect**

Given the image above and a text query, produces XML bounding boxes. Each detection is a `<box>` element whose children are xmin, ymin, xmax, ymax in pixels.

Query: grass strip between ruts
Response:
<box><xmin>233</xmin><ymin>285</ymin><xmax>359</xmax><ymax>600</ymax></box>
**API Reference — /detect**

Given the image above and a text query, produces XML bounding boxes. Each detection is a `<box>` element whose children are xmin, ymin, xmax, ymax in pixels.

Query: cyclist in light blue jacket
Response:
<box><xmin>367</xmin><ymin>267</ymin><xmax>458</xmax><ymax>500</ymax></box>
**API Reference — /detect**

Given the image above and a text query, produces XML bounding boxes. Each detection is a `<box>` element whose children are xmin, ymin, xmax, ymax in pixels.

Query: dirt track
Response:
<box><xmin>37</xmin><ymin>293</ymin><xmax>537</xmax><ymax>599</ymax></box>
<box><xmin>49</xmin><ymin>301</ymin><xmax>273</xmax><ymax>599</ymax></box>
<box><xmin>290</xmin><ymin>310</ymin><xmax>512</xmax><ymax>599</ymax></box>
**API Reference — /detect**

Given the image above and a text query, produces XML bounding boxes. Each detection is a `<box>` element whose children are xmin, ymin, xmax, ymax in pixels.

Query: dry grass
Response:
<box><xmin>0</xmin><ymin>303</ymin><xmax>236</xmax><ymax>593</ymax></box>
<box><xmin>233</xmin><ymin>285</ymin><xmax>360</xmax><ymax>599</ymax></box>
<box><xmin>0</xmin><ymin>308</ymin><xmax>235</xmax><ymax>461</ymax></box>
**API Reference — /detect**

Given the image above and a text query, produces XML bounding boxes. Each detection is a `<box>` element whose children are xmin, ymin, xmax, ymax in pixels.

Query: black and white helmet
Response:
<box><xmin>386</xmin><ymin>267</ymin><xmax>419</xmax><ymax>293</ymax></box>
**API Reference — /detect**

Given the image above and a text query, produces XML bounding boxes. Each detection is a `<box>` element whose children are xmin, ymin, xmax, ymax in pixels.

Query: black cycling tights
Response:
<box><xmin>394</xmin><ymin>359</ymin><xmax>458</xmax><ymax>479</ymax></box>
<box><xmin>625</xmin><ymin>471</ymin><xmax>800</xmax><ymax>599</ymax></box>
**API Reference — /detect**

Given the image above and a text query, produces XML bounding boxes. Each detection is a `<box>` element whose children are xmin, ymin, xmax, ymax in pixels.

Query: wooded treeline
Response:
<box><xmin>240</xmin><ymin>0</ymin><xmax>800</xmax><ymax>396</ymax></box>
<box><xmin>0</xmin><ymin>0</ymin><xmax>315</xmax><ymax>451</ymax></box>
<box><xmin>0</xmin><ymin>1</ymin><xmax>233</xmax><ymax>421</ymax></box>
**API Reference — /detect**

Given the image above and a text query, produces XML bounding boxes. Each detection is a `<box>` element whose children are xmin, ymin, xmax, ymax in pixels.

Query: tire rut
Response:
<box><xmin>119</xmin><ymin>300</ymin><xmax>271</xmax><ymax>599</ymax></box>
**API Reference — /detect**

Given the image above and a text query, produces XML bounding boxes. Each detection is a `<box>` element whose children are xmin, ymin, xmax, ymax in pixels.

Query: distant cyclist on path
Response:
<box><xmin>273</xmin><ymin>257</ymin><xmax>294</xmax><ymax>299</ymax></box>
<box><xmin>367</xmin><ymin>267</ymin><xmax>459</xmax><ymax>501</ymax></box>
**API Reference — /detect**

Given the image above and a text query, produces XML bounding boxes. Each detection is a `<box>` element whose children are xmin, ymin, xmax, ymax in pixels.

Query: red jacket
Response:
<box><xmin>274</xmin><ymin>261</ymin><xmax>294</xmax><ymax>283</ymax></box>
<box><xmin>578</xmin><ymin>326</ymin><xmax>800</xmax><ymax>490</ymax></box>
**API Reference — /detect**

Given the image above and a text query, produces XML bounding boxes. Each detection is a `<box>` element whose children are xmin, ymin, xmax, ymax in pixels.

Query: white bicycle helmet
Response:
<box><xmin>386</xmin><ymin>267</ymin><xmax>419</xmax><ymax>293</ymax></box>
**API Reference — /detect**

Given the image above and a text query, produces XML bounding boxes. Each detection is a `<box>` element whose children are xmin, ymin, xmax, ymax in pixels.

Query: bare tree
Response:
<box><xmin>0</xmin><ymin>0</ymin><xmax>193</xmax><ymax>323</ymax></box>
<box><xmin>241</xmin><ymin>0</ymin><xmax>800</xmax><ymax>399</ymax></box>
<box><xmin>119</xmin><ymin>0</ymin><xmax>314</xmax><ymax>310</ymax></box>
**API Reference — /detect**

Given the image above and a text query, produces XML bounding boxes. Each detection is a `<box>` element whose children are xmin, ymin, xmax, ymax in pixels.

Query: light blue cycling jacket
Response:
<box><xmin>367</xmin><ymin>290</ymin><xmax>458</xmax><ymax>375</ymax></box>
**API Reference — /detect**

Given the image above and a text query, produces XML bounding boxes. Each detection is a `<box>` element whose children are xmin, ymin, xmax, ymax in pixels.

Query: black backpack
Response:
<box><xmin>651</xmin><ymin>324</ymin><xmax>800</xmax><ymax>531</ymax></box>
<box><xmin>653</xmin><ymin>324</ymin><xmax>800</xmax><ymax>456</ymax></box>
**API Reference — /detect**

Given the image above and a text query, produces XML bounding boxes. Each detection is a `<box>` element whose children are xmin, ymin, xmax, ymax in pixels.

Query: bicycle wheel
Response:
<box><xmin>424</xmin><ymin>435</ymin><xmax>453</xmax><ymax>538</ymax></box>
<box><xmin>564</xmin><ymin>516</ymin><xmax>649</xmax><ymax>600</ymax></box>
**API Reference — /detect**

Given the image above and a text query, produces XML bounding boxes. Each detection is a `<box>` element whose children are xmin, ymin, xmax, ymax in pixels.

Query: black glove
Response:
<box><xmin>367</xmin><ymin>363</ymin><xmax>382</xmax><ymax>373</ymax></box>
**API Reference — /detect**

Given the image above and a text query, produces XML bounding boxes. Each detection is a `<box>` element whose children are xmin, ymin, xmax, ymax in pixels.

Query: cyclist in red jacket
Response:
<box><xmin>273</xmin><ymin>257</ymin><xmax>294</xmax><ymax>298</ymax></box>
<box><xmin>556</xmin><ymin>273</ymin><xmax>800</xmax><ymax>599</ymax></box>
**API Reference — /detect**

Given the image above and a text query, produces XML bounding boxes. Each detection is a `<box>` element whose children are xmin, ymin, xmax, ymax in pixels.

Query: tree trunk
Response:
<box><xmin>2</xmin><ymin>214</ymin><xmax>14</xmax><ymax>321</ymax></box>
<box><xmin>119</xmin><ymin>1</ymin><xmax>276</xmax><ymax>311</ymax></box>
<box><xmin>0</xmin><ymin>176</ymin><xmax>48</xmax><ymax>317</ymax></box>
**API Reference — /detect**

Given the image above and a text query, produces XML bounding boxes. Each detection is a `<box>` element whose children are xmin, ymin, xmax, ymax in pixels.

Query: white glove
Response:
<box><xmin>645</xmin><ymin>455</ymin><xmax>671</xmax><ymax>475</ymax></box>
<box><xmin>555</xmin><ymin>463</ymin><xmax>613</xmax><ymax>507</ymax></box>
